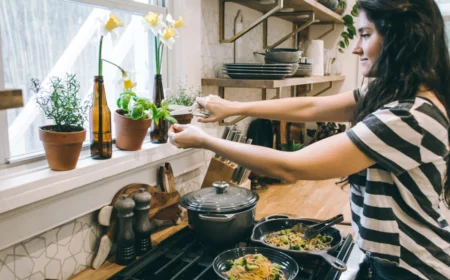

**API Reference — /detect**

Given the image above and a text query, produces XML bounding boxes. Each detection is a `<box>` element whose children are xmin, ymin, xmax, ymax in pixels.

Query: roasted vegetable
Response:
<box><xmin>245</xmin><ymin>264</ymin><xmax>259</xmax><ymax>271</ymax></box>
<box><xmin>233</xmin><ymin>257</ymin><xmax>246</xmax><ymax>266</ymax></box>
<box><xmin>225</xmin><ymin>260</ymin><xmax>234</xmax><ymax>270</ymax></box>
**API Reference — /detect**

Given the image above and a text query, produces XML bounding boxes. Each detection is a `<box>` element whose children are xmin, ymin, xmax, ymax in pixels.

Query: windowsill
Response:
<box><xmin>0</xmin><ymin>140</ymin><xmax>201</xmax><ymax>215</ymax></box>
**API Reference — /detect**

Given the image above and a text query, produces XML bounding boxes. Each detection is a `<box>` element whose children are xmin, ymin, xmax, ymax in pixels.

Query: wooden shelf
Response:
<box><xmin>228</xmin><ymin>0</ymin><xmax>343</xmax><ymax>24</ymax></box>
<box><xmin>202</xmin><ymin>75</ymin><xmax>345</xmax><ymax>89</ymax></box>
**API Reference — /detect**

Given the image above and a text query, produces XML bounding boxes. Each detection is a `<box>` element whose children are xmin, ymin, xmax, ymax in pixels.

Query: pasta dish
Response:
<box><xmin>264</xmin><ymin>229</ymin><xmax>333</xmax><ymax>251</ymax></box>
<box><xmin>224</xmin><ymin>253</ymin><xmax>285</xmax><ymax>280</ymax></box>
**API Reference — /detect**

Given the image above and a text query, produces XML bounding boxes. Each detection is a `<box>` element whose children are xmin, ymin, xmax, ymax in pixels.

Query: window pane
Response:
<box><xmin>0</xmin><ymin>0</ymin><xmax>155</xmax><ymax>158</ymax></box>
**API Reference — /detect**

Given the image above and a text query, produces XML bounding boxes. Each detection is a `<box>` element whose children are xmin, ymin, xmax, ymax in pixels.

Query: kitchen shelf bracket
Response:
<box><xmin>219</xmin><ymin>0</ymin><xmax>284</xmax><ymax>44</ymax></box>
<box><xmin>316</xmin><ymin>23</ymin><xmax>336</xmax><ymax>40</ymax></box>
<box><xmin>218</xmin><ymin>87</ymin><xmax>281</xmax><ymax>126</ymax></box>
<box><xmin>263</xmin><ymin>12</ymin><xmax>315</xmax><ymax>49</ymax></box>
<box><xmin>313</xmin><ymin>81</ymin><xmax>333</xmax><ymax>96</ymax></box>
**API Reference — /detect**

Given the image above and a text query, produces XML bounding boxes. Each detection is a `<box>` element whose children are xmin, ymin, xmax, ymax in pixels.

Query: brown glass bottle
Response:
<box><xmin>150</xmin><ymin>74</ymin><xmax>168</xmax><ymax>143</ymax></box>
<box><xmin>90</xmin><ymin>76</ymin><xmax>113</xmax><ymax>159</ymax></box>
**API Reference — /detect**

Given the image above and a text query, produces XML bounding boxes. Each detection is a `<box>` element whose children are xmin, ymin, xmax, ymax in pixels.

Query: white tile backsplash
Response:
<box><xmin>0</xmin><ymin>166</ymin><xmax>205</xmax><ymax>279</ymax></box>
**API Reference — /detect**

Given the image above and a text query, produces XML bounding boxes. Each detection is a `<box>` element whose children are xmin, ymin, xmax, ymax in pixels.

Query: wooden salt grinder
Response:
<box><xmin>133</xmin><ymin>188</ymin><xmax>152</xmax><ymax>256</ymax></box>
<box><xmin>115</xmin><ymin>194</ymin><xmax>136</xmax><ymax>265</ymax></box>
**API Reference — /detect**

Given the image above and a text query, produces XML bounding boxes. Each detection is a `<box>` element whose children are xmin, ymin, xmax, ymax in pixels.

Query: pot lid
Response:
<box><xmin>180</xmin><ymin>181</ymin><xmax>259</xmax><ymax>213</ymax></box>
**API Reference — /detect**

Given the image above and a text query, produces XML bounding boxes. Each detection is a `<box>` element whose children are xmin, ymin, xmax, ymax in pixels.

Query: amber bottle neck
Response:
<box><xmin>93</xmin><ymin>76</ymin><xmax>108</xmax><ymax>105</ymax></box>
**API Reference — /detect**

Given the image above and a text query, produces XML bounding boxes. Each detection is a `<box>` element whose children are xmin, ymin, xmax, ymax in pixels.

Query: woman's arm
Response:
<box><xmin>169</xmin><ymin>125</ymin><xmax>374</xmax><ymax>183</ymax></box>
<box><xmin>198</xmin><ymin>90</ymin><xmax>357</xmax><ymax>123</ymax></box>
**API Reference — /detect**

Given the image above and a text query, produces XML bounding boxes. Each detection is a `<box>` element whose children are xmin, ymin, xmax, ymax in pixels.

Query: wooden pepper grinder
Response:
<box><xmin>133</xmin><ymin>188</ymin><xmax>152</xmax><ymax>256</ymax></box>
<box><xmin>114</xmin><ymin>194</ymin><xmax>136</xmax><ymax>265</ymax></box>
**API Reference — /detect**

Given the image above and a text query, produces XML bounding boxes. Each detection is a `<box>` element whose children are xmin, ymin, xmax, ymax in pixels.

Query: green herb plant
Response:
<box><xmin>165</xmin><ymin>80</ymin><xmax>203</xmax><ymax>107</ymax></box>
<box><xmin>338</xmin><ymin>5</ymin><xmax>358</xmax><ymax>54</ymax></box>
<box><xmin>335</xmin><ymin>0</ymin><xmax>347</xmax><ymax>15</ymax></box>
<box><xmin>280</xmin><ymin>140</ymin><xmax>304</xmax><ymax>152</ymax></box>
<box><xmin>117</xmin><ymin>91</ymin><xmax>154</xmax><ymax>121</ymax></box>
<box><xmin>151</xmin><ymin>99</ymin><xmax>177</xmax><ymax>125</ymax></box>
<box><xmin>31</xmin><ymin>73</ymin><xmax>90</xmax><ymax>132</ymax></box>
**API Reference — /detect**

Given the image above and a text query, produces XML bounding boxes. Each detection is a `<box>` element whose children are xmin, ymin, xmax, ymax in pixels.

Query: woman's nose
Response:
<box><xmin>352</xmin><ymin>43</ymin><xmax>362</xmax><ymax>55</ymax></box>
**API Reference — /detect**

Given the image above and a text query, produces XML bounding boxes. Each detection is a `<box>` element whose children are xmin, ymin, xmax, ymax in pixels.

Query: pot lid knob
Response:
<box><xmin>213</xmin><ymin>181</ymin><xmax>229</xmax><ymax>194</ymax></box>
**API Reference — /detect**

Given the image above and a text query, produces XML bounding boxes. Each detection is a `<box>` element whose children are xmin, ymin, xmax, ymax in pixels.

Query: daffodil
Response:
<box><xmin>167</xmin><ymin>14</ymin><xmax>185</xmax><ymax>29</ymax></box>
<box><xmin>143</xmin><ymin>12</ymin><xmax>166</xmax><ymax>36</ymax></box>
<box><xmin>159</xmin><ymin>26</ymin><xmax>177</xmax><ymax>49</ymax></box>
<box><xmin>98</xmin><ymin>13</ymin><xmax>124</xmax><ymax>41</ymax></box>
<box><xmin>102</xmin><ymin>59</ymin><xmax>137</xmax><ymax>90</ymax></box>
<box><xmin>142</xmin><ymin>13</ymin><xmax>185</xmax><ymax>74</ymax></box>
<box><xmin>97</xmin><ymin>13</ymin><xmax>124</xmax><ymax>76</ymax></box>
<box><xmin>174</xmin><ymin>17</ymin><xmax>185</xmax><ymax>29</ymax></box>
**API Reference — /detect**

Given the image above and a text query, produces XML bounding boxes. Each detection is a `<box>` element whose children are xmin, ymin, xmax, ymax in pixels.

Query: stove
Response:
<box><xmin>108</xmin><ymin>226</ymin><xmax>355</xmax><ymax>280</ymax></box>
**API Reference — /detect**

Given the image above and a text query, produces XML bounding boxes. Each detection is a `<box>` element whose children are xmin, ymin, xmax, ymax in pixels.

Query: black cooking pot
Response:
<box><xmin>180</xmin><ymin>181</ymin><xmax>259</xmax><ymax>247</ymax></box>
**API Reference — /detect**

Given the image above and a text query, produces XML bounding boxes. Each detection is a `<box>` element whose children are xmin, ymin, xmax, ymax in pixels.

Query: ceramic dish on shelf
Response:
<box><xmin>293</xmin><ymin>68</ymin><xmax>313</xmax><ymax>77</ymax></box>
<box><xmin>223</xmin><ymin>68</ymin><xmax>293</xmax><ymax>74</ymax></box>
<box><xmin>223</xmin><ymin>72</ymin><xmax>289</xmax><ymax>80</ymax></box>
<box><xmin>224</xmin><ymin>63</ymin><xmax>293</xmax><ymax>68</ymax></box>
<box><xmin>224</xmin><ymin>66</ymin><xmax>293</xmax><ymax>71</ymax></box>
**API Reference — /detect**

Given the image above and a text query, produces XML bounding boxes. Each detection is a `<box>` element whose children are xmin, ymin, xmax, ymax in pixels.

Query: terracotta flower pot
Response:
<box><xmin>114</xmin><ymin>109</ymin><xmax>152</xmax><ymax>151</ymax></box>
<box><xmin>173</xmin><ymin>113</ymin><xmax>193</xmax><ymax>125</ymax></box>
<box><xmin>39</xmin><ymin>125</ymin><xmax>86</xmax><ymax>171</ymax></box>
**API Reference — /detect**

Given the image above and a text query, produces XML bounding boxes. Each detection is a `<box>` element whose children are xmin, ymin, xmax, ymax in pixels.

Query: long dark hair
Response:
<box><xmin>352</xmin><ymin>0</ymin><xmax>450</xmax><ymax>206</ymax></box>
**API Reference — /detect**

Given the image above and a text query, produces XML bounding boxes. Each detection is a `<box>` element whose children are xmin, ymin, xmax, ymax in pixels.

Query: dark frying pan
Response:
<box><xmin>250</xmin><ymin>214</ymin><xmax>347</xmax><ymax>271</ymax></box>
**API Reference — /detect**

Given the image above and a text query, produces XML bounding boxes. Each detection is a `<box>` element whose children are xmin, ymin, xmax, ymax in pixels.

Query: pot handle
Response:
<box><xmin>317</xmin><ymin>253</ymin><xmax>347</xmax><ymax>271</ymax></box>
<box><xmin>198</xmin><ymin>214</ymin><xmax>235</xmax><ymax>222</ymax></box>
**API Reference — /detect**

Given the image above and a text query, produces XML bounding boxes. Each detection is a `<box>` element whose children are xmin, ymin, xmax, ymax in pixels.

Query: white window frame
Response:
<box><xmin>0</xmin><ymin>0</ymin><xmax>173</xmax><ymax>167</ymax></box>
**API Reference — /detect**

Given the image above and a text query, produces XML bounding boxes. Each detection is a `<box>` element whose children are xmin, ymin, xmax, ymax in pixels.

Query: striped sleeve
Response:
<box><xmin>347</xmin><ymin>105</ymin><xmax>424</xmax><ymax>175</ymax></box>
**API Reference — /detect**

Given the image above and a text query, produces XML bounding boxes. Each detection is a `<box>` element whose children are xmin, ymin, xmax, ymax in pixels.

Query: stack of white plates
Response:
<box><xmin>223</xmin><ymin>63</ymin><xmax>294</xmax><ymax>80</ymax></box>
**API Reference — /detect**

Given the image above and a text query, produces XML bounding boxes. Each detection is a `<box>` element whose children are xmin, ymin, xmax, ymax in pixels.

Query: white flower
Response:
<box><xmin>159</xmin><ymin>26</ymin><xmax>177</xmax><ymax>49</ymax></box>
<box><xmin>143</xmin><ymin>12</ymin><xmax>166</xmax><ymax>36</ymax></box>
<box><xmin>97</xmin><ymin>13</ymin><xmax>124</xmax><ymax>41</ymax></box>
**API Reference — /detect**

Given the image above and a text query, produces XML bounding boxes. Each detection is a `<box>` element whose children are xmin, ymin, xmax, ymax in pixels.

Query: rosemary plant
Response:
<box><xmin>31</xmin><ymin>73</ymin><xmax>90</xmax><ymax>132</ymax></box>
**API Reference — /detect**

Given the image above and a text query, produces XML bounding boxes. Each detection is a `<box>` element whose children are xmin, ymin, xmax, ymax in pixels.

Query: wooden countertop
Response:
<box><xmin>71</xmin><ymin>179</ymin><xmax>352</xmax><ymax>280</ymax></box>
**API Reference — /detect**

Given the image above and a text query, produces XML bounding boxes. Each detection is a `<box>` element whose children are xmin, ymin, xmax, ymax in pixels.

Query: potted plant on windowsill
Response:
<box><xmin>31</xmin><ymin>74</ymin><xmax>90</xmax><ymax>171</ymax></box>
<box><xmin>166</xmin><ymin>81</ymin><xmax>203</xmax><ymax>124</ymax></box>
<box><xmin>150</xmin><ymin>99</ymin><xmax>177</xmax><ymax>143</ymax></box>
<box><xmin>115</xmin><ymin>90</ymin><xmax>154</xmax><ymax>151</ymax></box>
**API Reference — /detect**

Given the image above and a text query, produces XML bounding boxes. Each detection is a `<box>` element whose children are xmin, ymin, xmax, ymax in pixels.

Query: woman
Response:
<box><xmin>169</xmin><ymin>0</ymin><xmax>450</xmax><ymax>279</ymax></box>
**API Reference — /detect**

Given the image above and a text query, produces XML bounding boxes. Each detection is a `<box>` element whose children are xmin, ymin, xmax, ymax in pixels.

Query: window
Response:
<box><xmin>0</xmin><ymin>0</ymin><xmax>167</xmax><ymax>162</ymax></box>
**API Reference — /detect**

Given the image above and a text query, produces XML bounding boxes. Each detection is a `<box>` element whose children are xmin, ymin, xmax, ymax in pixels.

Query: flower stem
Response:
<box><xmin>154</xmin><ymin>37</ymin><xmax>160</xmax><ymax>74</ymax></box>
<box><xmin>102</xmin><ymin>59</ymin><xmax>127</xmax><ymax>76</ymax></box>
<box><xmin>98</xmin><ymin>36</ymin><xmax>104</xmax><ymax>76</ymax></box>
<box><xmin>159</xmin><ymin>42</ymin><xmax>164</xmax><ymax>73</ymax></box>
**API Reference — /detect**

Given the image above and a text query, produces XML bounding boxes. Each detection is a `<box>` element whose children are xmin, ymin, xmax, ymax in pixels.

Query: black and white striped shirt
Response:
<box><xmin>346</xmin><ymin>89</ymin><xmax>450</xmax><ymax>279</ymax></box>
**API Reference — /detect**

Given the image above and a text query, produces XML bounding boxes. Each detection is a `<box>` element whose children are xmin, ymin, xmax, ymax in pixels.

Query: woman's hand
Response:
<box><xmin>168</xmin><ymin>124</ymin><xmax>210</xmax><ymax>149</ymax></box>
<box><xmin>196</xmin><ymin>95</ymin><xmax>237</xmax><ymax>123</ymax></box>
